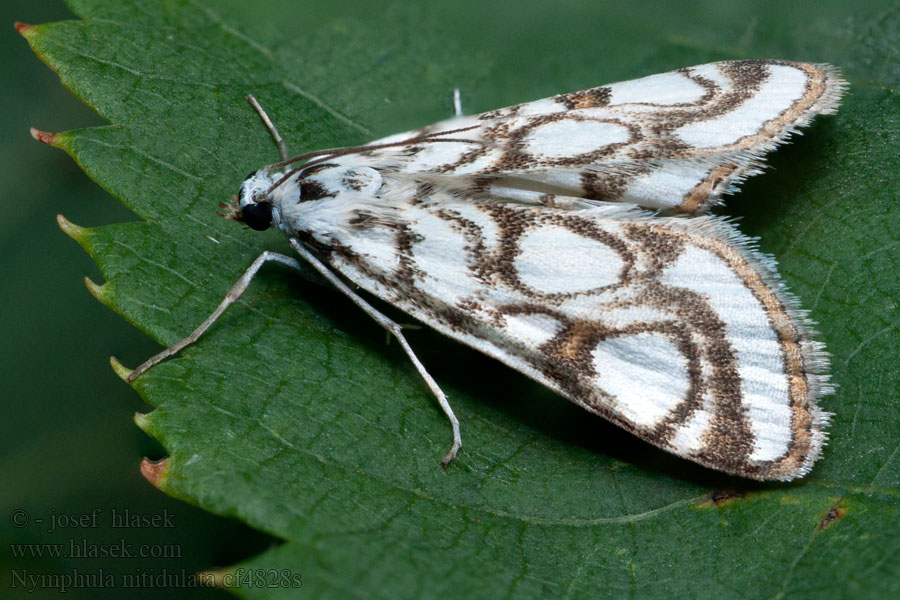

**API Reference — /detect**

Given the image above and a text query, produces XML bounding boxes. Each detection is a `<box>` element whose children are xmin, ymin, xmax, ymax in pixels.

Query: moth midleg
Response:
<box><xmin>126</xmin><ymin>251</ymin><xmax>303</xmax><ymax>382</ymax></box>
<box><xmin>453</xmin><ymin>88</ymin><xmax>463</xmax><ymax>117</ymax></box>
<box><xmin>288</xmin><ymin>239</ymin><xmax>462</xmax><ymax>466</ymax></box>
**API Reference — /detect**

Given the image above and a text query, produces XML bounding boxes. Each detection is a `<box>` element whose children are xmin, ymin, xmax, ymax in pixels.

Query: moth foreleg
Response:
<box><xmin>126</xmin><ymin>251</ymin><xmax>303</xmax><ymax>382</ymax></box>
<box><xmin>288</xmin><ymin>238</ymin><xmax>462</xmax><ymax>467</ymax></box>
<box><xmin>453</xmin><ymin>87</ymin><xmax>463</xmax><ymax>117</ymax></box>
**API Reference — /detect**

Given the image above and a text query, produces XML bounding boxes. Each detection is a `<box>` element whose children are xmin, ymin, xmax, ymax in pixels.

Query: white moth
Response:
<box><xmin>130</xmin><ymin>60</ymin><xmax>844</xmax><ymax>480</ymax></box>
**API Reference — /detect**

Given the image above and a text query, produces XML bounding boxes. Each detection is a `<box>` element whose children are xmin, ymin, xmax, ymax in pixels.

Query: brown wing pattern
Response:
<box><xmin>346</xmin><ymin>60</ymin><xmax>843</xmax><ymax>213</ymax></box>
<box><xmin>297</xmin><ymin>186</ymin><xmax>830</xmax><ymax>480</ymax></box>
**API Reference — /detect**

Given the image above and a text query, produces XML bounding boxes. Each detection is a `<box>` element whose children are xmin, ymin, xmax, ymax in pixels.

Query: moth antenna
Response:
<box><xmin>246</xmin><ymin>94</ymin><xmax>289</xmax><ymax>163</ymax></box>
<box><xmin>265</xmin><ymin>131</ymin><xmax>491</xmax><ymax>195</ymax></box>
<box><xmin>265</xmin><ymin>123</ymin><xmax>485</xmax><ymax>173</ymax></box>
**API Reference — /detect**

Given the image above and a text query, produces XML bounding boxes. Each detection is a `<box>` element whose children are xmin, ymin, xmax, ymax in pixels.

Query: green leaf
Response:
<box><xmin>25</xmin><ymin>0</ymin><xmax>900</xmax><ymax>597</ymax></box>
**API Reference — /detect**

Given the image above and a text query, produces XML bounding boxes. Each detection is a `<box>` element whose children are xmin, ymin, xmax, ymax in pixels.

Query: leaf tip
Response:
<box><xmin>30</xmin><ymin>127</ymin><xmax>59</xmax><ymax>146</ymax></box>
<box><xmin>133</xmin><ymin>411</ymin><xmax>153</xmax><ymax>432</ymax></box>
<box><xmin>84</xmin><ymin>276</ymin><xmax>109</xmax><ymax>302</ymax></box>
<box><xmin>57</xmin><ymin>213</ymin><xmax>86</xmax><ymax>239</ymax></box>
<box><xmin>14</xmin><ymin>22</ymin><xmax>35</xmax><ymax>36</ymax></box>
<box><xmin>110</xmin><ymin>356</ymin><xmax>133</xmax><ymax>381</ymax></box>
<box><xmin>196</xmin><ymin>569</ymin><xmax>227</xmax><ymax>588</ymax></box>
<box><xmin>140</xmin><ymin>457</ymin><xmax>169</xmax><ymax>488</ymax></box>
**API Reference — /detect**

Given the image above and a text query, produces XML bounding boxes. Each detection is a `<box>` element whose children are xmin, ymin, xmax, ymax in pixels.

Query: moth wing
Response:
<box><xmin>308</xmin><ymin>189</ymin><xmax>831</xmax><ymax>480</ymax></box>
<box><xmin>344</xmin><ymin>60</ymin><xmax>844</xmax><ymax>213</ymax></box>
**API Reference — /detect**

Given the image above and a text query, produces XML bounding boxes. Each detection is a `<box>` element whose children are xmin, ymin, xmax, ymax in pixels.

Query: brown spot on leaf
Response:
<box><xmin>817</xmin><ymin>503</ymin><xmax>846</xmax><ymax>530</ymax></box>
<box><xmin>708</xmin><ymin>489</ymin><xmax>747</xmax><ymax>506</ymax></box>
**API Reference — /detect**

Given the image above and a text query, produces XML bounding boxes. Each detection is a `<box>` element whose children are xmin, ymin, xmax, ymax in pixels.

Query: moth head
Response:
<box><xmin>220</xmin><ymin>169</ymin><xmax>276</xmax><ymax>231</ymax></box>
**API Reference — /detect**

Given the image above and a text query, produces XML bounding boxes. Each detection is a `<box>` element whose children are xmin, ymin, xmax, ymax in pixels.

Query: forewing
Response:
<box><xmin>302</xmin><ymin>185</ymin><xmax>831</xmax><ymax>480</ymax></box>
<box><xmin>339</xmin><ymin>60</ymin><xmax>844</xmax><ymax>213</ymax></box>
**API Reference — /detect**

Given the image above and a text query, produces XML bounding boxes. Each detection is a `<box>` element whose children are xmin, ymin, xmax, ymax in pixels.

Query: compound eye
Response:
<box><xmin>241</xmin><ymin>202</ymin><xmax>272</xmax><ymax>231</ymax></box>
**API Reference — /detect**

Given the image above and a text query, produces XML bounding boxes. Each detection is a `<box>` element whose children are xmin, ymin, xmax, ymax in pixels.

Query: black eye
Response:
<box><xmin>242</xmin><ymin>202</ymin><xmax>272</xmax><ymax>231</ymax></box>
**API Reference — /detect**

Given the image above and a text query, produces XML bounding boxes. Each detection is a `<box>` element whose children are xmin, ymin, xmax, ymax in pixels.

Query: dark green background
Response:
<box><xmin>2</xmin><ymin>2</ymin><xmax>269</xmax><ymax>598</ymax></box>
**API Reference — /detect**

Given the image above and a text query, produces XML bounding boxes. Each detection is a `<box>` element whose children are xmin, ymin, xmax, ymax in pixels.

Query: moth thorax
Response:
<box><xmin>238</xmin><ymin>169</ymin><xmax>278</xmax><ymax>208</ymax></box>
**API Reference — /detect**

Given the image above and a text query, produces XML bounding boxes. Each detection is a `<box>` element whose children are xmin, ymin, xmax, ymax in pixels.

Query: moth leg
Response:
<box><xmin>126</xmin><ymin>251</ymin><xmax>303</xmax><ymax>382</ymax></box>
<box><xmin>289</xmin><ymin>238</ymin><xmax>462</xmax><ymax>466</ymax></box>
<box><xmin>453</xmin><ymin>88</ymin><xmax>463</xmax><ymax>117</ymax></box>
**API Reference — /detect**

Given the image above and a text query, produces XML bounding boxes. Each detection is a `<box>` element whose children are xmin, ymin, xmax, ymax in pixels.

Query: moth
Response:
<box><xmin>129</xmin><ymin>60</ymin><xmax>843</xmax><ymax>480</ymax></box>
